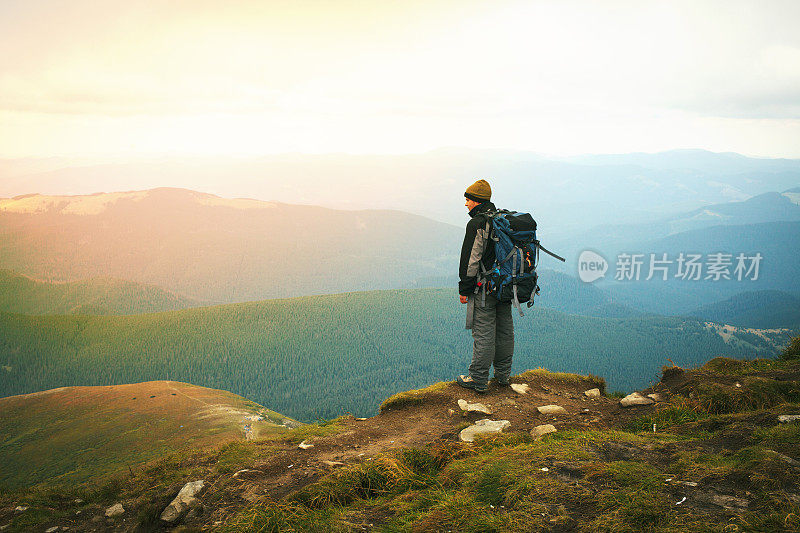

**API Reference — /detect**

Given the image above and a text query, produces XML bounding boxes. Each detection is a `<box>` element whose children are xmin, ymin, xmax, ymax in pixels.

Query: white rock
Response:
<box><xmin>457</xmin><ymin>399</ymin><xmax>493</xmax><ymax>415</ymax></box>
<box><xmin>298</xmin><ymin>440</ymin><xmax>314</xmax><ymax>449</ymax></box>
<box><xmin>530</xmin><ymin>424</ymin><xmax>557</xmax><ymax>439</ymax></box>
<box><xmin>105</xmin><ymin>503</ymin><xmax>124</xmax><ymax>518</ymax></box>
<box><xmin>510</xmin><ymin>383</ymin><xmax>530</xmax><ymax>395</ymax></box>
<box><xmin>459</xmin><ymin>419</ymin><xmax>511</xmax><ymax>442</ymax></box>
<box><xmin>160</xmin><ymin>480</ymin><xmax>204</xmax><ymax>523</ymax></box>
<box><xmin>584</xmin><ymin>388</ymin><xmax>601</xmax><ymax>398</ymax></box>
<box><xmin>619</xmin><ymin>392</ymin><xmax>655</xmax><ymax>407</ymax></box>
<box><xmin>14</xmin><ymin>506</ymin><xmax>27</xmax><ymax>513</ymax></box>
<box><xmin>45</xmin><ymin>527</ymin><xmax>59</xmax><ymax>533</ymax></box>
<box><xmin>537</xmin><ymin>404</ymin><xmax>567</xmax><ymax>415</ymax></box>
<box><xmin>647</xmin><ymin>393</ymin><xmax>665</xmax><ymax>402</ymax></box>
<box><xmin>778</xmin><ymin>414</ymin><xmax>800</xmax><ymax>423</ymax></box>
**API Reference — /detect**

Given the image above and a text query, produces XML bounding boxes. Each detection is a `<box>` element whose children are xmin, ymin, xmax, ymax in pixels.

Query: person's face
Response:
<box><xmin>465</xmin><ymin>198</ymin><xmax>480</xmax><ymax>211</ymax></box>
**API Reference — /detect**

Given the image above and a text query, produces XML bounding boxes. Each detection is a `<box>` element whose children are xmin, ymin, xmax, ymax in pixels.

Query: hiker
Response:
<box><xmin>457</xmin><ymin>179</ymin><xmax>513</xmax><ymax>393</ymax></box>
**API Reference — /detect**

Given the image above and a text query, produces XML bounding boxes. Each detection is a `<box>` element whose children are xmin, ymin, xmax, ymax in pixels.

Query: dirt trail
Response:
<box><xmin>199</xmin><ymin>371</ymin><xmax>655</xmax><ymax>525</ymax></box>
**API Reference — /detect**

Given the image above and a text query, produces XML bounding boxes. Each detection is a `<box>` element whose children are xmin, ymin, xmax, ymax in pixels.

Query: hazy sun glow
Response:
<box><xmin>1</xmin><ymin>0</ymin><xmax>799</xmax><ymax>158</ymax></box>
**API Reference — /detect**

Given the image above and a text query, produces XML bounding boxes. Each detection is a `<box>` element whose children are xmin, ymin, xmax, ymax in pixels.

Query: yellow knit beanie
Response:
<box><xmin>464</xmin><ymin>179</ymin><xmax>491</xmax><ymax>202</ymax></box>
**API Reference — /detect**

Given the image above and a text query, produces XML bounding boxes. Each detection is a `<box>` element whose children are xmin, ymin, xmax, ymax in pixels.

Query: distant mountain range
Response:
<box><xmin>2</xmin><ymin>185</ymin><xmax>797</xmax><ymax>326</ymax></box>
<box><xmin>595</xmin><ymin>220</ymin><xmax>800</xmax><ymax>315</ymax></box>
<box><xmin>554</xmin><ymin>188</ymin><xmax>800</xmax><ymax>261</ymax></box>
<box><xmin>0</xmin><ymin>188</ymin><xmax>461</xmax><ymax>302</ymax></box>
<box><xmin>2</xmin><ymin>149</ymin><xmax>798</xmax><ymax>238</ymax></box>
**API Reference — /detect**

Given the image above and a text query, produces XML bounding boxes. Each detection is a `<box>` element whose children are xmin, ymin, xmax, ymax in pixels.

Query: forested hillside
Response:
<box><xmin>0</xmin><ymin>269</ymin><xmax>201</xmax><ymax>315</ymax></box>
<box><xmin>687</xmin><ymin>289</ymin><xmax>800</xmax><ymax>329</ymax></box>
<box><xmin>1</xmin><ymin>289</ymin><xmax>793</xmax><ymax>422</ymax></box>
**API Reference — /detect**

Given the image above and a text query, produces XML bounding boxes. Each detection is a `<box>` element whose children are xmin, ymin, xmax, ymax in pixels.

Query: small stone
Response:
<box><xmin>322</xmin><ymin>460</ymin><xmax>345</xmax><ymax>467</ymax></box>
<box><xmin>46</xmin><ymin>527</ymin><xmax>59</xmax><ymax>533</ymax></box>
<box><xmin>735</xmin><ymin>382</ymin><xmax>742</xmax><ymax>388</ymax></box>
<box><xmin>160</xmin><ymin>480</ymin><xmax>205</xmax><ymax>523</ymax></box>
<box><xmin>778</xmin><ymin>414</ymin><xmax>800</xmax><ymax>423</ymax></box>
<box><xmin>647</xmin><ymin>393</ymin><xmax>664</xmax><ymax>402</ymax></box>
<box><xmin>619</xmin><ymin>392</ymin><xmax>655</xmax><ymax>407</ymax></box>
<box><xmin>540</xmin><ymin>467</ymin><xmax>549</xmax><ymax>472</ymax></box>
<box><xmin>766</xmin><ymin>449</ymin><xmax>800</xmax><ymax>467</ymax></box>
<box><xmin>459</xmin><ymin>419</ymin><xmax>511</xmax><ymax>442</ymax></box>
<box><xmin>457</xmin><ymin>399</ymin><xmax>493</xmax><ymax>414</ymax></box>
<box><xmin>510</xmin><ymin>383</ymin><xmax>530</xmax><ymax>395</ymax></box>
<box><xmin>105</xmin><ymin>503</ymin><xmax>124</xmax><ymax>518</ymax></box>
<box><xmin>696</xmin><ymin>492</ymin><xmax>749</xmax><ymax>510</ymax></box>
<box><xmin>584</xmin><ymin>388</ymin><xmax>601</xmax><ymax>398</ymax></box>
<box><xmin>298</xmin><ymin>440</ymin><xmax>314</xmax><ymax>449</ymax></box>
<box><xmin>530</xmin><ymin>424</ymin><xmax>557</xmax><ymax>439</ymax></box>
<box><xmin>14</xmin><ymin>506</ymin><xmax>28</xmax><ymax>513</ymax></box>
<box><xmin>537</xmin><ymin>404</ymin><xmax>567</xmax><ymax>415</ymax></box>
<box><xmin>73</xmin><ymin>499</ymin><xmax>83</xmax><ymax>504</ymax></box>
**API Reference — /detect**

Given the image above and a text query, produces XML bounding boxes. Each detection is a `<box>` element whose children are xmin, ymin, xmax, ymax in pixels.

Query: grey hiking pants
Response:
<box><xmin>468</xmin><ymin>293</ymin><xmax>514</xmax><ymax>386</ymax></box>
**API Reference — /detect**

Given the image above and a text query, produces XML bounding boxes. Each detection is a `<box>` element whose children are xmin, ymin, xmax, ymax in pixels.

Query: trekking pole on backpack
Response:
<box><xmin>534</xmin><ymin>240</ymin><xmax>565</xmax><ymax>263</ymax></box>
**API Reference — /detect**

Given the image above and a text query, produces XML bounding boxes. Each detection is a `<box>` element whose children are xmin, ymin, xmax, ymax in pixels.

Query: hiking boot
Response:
<box><xmin>457</xmin><ymin>375</ymin><xmax>488</xmax><ymax>393</ymax></box>
<box><xmin>493</xmin><ymin>376</ymin><xmax>511</xmax><ymax>387</ymax></box>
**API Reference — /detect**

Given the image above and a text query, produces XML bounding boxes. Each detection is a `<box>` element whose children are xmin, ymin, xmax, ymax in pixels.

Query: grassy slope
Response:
<box><xmin>1</xmin><ymin>288</ymin><xmax>795</xmax><ymax>422</ymax></box>
<box><xmin>0</xmin><ymin>269</ymin><xmax>201</xmax><ymax>315</ymax></box>
<box><xmin>2</xmin><ymin>357</ymin><xmax>798</xmax><ymax>532</ymax></box>
<box><xmin>0</xmin><ymin>381</ymin><xmax>293</xmax><ymax>490</ymax></box>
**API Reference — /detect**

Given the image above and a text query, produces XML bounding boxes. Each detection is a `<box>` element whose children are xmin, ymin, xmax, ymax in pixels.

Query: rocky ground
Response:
<box><xmin>2</xmin><ymin>358</ymin><xmax>799</xmax><ymax>532</ymax></box>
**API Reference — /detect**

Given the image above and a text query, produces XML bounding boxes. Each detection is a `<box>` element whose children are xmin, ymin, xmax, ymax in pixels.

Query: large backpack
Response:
<box><xmin>476</xmin><ymin>209</ymin><xmax>565</xmax><ymax>316</ymax></box>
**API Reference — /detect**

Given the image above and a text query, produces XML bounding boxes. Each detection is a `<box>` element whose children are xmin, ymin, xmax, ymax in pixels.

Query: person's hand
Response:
<box><xmin>460</xmin><ymin>295</ymin><xmax>468</xmax><ymax>304</ymax></box>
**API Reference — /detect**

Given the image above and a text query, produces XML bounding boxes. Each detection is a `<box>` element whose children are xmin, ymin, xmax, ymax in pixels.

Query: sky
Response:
<box><xmin>1</xmin><ymin>0</ymin><xmax>799</xmax><ymax>159</ymax></box>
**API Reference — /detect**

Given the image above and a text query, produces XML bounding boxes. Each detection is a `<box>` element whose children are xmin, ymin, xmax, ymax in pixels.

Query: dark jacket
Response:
<box><xmin>459</xmin><ymin>201</ymin><xmax>497</xmax><ymax>296</ymax></box>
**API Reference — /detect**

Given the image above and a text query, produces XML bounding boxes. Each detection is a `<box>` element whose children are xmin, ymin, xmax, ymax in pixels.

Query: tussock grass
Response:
<box><xmin>516</xmin><ymin>367</ymin><xmax>606</xmax><ymax>393</ymax></box>
<box><xmin>283</xmin><ymin>417</ymin><xmax>347</xmax><ymax>444</ymax></box>
<box><xmin>293</xmin><ymin>447</ymin><xmax>451</xmax><ymax>508</ymax></box>
<box><xmin>379</xmin><ymin>381</ymin><xmax>450</xmax><ymax>413</ymax></box>
<box><xmin>702</xmin><ymin>356</ymin><xmax>789</xmax><ymax>375</ymax></box>
<box><xmin>695</xmin><ymin>378</ymin><xmax>800</xmax><ymax>414</ymax></box>
<box><xmin>626</xmin><ymin>396</ymin><xmax>709</xmax><ymax>432</ymax></box>
<box><xmin>222</xmin><ymin>500</ymin><xmax>348</xmax><ymax>533</ymax></box>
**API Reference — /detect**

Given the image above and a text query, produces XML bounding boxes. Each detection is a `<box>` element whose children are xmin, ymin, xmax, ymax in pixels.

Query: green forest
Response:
<box><xmin>0</xmin><ymin>288</ymin><xmax>795</xmax><ymax>422</ymax></box>
<box><xmin>0</xmin><ymin>269</ymin><xmax>201</xmax><ymax>315</ymax></box>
